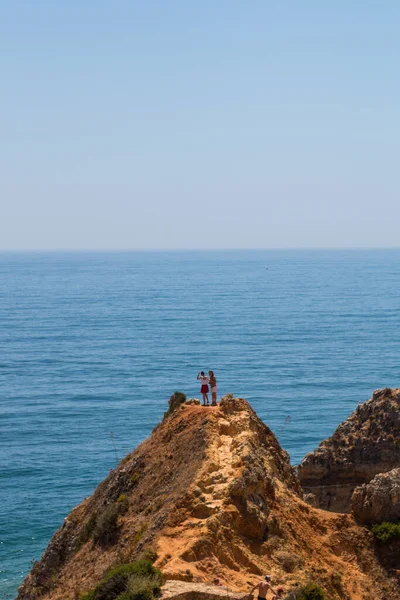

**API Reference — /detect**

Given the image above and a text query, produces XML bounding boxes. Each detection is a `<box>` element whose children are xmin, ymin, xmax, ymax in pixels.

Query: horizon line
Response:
<box><xmin>1</xmin><ymin>246</ymin><xmax>400</xmax><ymax>253</ymax></box>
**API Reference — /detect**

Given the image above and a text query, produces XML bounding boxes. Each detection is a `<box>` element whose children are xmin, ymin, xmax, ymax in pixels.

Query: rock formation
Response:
<box><xmin>298</xmin><ymin>388</ymin><xmax>400</xmax><ymax>512</ymax></box>
<box><xmin>351</xmin><ymin>467</ymin><xmax>400</xmax><ymax>525</ymax></box>
<box><xmin>161</xmin><ymin>580</ymin><xmax>245</xmax><ymax>600</ymax></box>
<box><xmin>17</xmin><ymin>395</ymin><xmax>400</xmax><ymax>600</ymax></box>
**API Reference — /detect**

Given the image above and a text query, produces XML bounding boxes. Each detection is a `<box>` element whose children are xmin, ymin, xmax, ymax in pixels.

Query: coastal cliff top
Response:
<box><xmin>18</xmin><ymin>394</ymin><xmax>400</xmax><ymax>600</ymax></box>
<box><xmin>299</xmin><ymin>388</ymin><xmax>400</xmax><ymax>478</ymax></box>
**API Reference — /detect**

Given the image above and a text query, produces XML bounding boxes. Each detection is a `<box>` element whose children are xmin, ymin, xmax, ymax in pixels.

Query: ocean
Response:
<box><xmin>1</xmin><ymin>249</ymin><xmax>399</xmax><ymax>599</ymax></box>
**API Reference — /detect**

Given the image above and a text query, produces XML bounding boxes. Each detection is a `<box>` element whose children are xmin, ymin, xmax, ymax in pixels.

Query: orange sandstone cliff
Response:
<box><xmin>298</xmin><ymin>388</ymin><xmax>400</xmax><ymax>513</ymax></box>
<box><xmin>17</xmin><ymin>395</ymin><xmax>400</xmax><ymax>600</ymax></box>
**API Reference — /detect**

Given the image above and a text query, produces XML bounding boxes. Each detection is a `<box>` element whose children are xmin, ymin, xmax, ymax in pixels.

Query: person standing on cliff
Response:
<box><xmin>209</xmin><ymin>370</ymin><xmax>217</xmax><ymax>405</ymax></box>
<box><xmin>197</xmin><ymin>371</ymin><xmax>209</xmax><ymax>405</ymax></box>
<box><xmin>248</xmin><ymin>575</ymin><xmax>277</xmax><ymax>600</ymax></box>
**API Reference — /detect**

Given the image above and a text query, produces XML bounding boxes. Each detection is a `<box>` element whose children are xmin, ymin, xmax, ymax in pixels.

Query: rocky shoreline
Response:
<box><xmin>17</xmin><ymin>390</ymin><xmax>400</xmax><ymax>600</ymax></box>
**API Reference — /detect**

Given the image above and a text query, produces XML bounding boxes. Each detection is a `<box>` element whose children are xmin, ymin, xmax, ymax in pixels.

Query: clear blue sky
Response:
<box><xmin>1</xmin><ymin>1</ymin><xmax>399</xmax><ymax>250</ymax></box>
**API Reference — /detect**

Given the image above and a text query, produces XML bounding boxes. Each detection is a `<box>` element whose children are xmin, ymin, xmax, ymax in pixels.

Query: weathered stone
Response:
<box><xmin>303</xmin><ymin>493</ymin><xmax>319</xmax><ymax>508</ymax></box>
<box><xmin>298</xmin><ymin>388</ymin><xmax>400</xmax><ymax>512</ymax></box>
<box><xmin>16</xmin><ymin>393</ymin><xmax>400</xmax><ymax>600</ymax></box>
<box><xmin>161</xmin><ymin>580</ymin><xmax>246</xmax><ymax>600</ymax></box>
<box><xmin>351</xmin><ymin>467</ymin><xmax>400</xmax><ymax>524</ymax></box>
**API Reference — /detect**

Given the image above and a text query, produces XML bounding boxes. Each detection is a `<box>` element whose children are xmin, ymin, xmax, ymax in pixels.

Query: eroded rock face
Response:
<box><xmin>351</xmin><ymin>467</ymin><xmax>400</xmax><ymax>525</ymax></box>
<box><xmin>161</xmin><ymin>580</ymin><xmax>245</xmax><ymax>600</ymax></box>
<box><xmin>17</xmin><ymin>394</ymin><xmax>400</xmax><ymax>600</ymax></box>
<box><xmin>298</xmin><ymin>388</ymin><xmax>400</xmax><ymax>512</ymax></box>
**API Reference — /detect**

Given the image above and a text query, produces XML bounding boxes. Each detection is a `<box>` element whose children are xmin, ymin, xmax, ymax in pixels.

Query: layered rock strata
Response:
<box><xmin>17</xmin><ymin>395</ymin><xmax>400</xmax><ymax>600</ymax></box>
<box><xmin>351</xmin><ymin>467</ymin><xmax>400</xmax><ymax>525</ymax></box>
<box><xmin>298</xmin><ymin>388</ymin><xmax>400</xmax><ymax>512</ymax></box>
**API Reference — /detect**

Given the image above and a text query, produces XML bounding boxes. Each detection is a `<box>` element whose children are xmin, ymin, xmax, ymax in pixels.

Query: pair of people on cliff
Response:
<box><xmin>197</xmin><ymin>371</ymin><xmax>217</xmax><ymax>406</ymax></box>
<box><xmin>249</xmin><ymin>575</ymin><xmax>285</xmax><ymax>600</ymax></box>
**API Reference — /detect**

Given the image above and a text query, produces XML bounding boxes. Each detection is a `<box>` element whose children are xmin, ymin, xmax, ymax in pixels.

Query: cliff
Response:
<box><xmin>298</xmin><ymin>388</ymin><xmax>400</xmax><ymax>513</ymax></box>
<box><xmin>17</xmin><ymin>395</ymin><xmax>400</xmax><ymax>600</ymax></box>
<box><xmin>351</xmin><ymin>467</ymin><xmax>400</xmax><ymax>525</ymax></box>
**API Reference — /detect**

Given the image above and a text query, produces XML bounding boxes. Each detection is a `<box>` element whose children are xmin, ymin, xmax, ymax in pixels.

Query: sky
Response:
<box><xmin>1</xmin><ymin>1</ymin><xmax>399</xmax><ymax>250</ymax></box>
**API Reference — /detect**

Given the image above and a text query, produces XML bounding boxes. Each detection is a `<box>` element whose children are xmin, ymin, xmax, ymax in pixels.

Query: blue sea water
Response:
<box><xmin>1</xmin><ymin>249</ymin><xmax>399</xmax><ymax>599</ymax></box>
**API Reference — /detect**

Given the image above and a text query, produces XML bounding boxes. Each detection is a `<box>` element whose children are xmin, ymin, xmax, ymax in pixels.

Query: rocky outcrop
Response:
<box><xmin>351</xmin><ymin>467</ymin><xmax>400</xmax><ymax>525</ymax></box>
<box><xmin>298</xmin><ymin>388</ymin><xmax>400</xmax><ymax>512</ymax></box>
<box><xmin>185</xmin><ymin>398</ymin><xmax>200</xmax><ymax>406</ymax></box>
<box><xmin>161</xmin><ymin>580</ymin><xmax>245</xmax><ymax>600</ymax></box>
<box><xmin>17</xmin><ymin>394</ymin><xmax>400</xmax><ymax>600</ymax></box>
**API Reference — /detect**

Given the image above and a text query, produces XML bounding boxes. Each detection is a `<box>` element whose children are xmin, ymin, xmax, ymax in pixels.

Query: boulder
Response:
<box><xmin>161</xmin><ymin>580</ymin><xmax>246</xmax><ymax>600</ymax></box>
<box><xmin>351</xmin><ymin>467</ymin><xmax>400</xmax><ymax>525</ymax></box>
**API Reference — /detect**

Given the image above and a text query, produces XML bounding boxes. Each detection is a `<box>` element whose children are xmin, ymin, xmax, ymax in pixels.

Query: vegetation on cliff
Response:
<box><xmin>372</xmin><ymin>522</ymin><xmax>400</xmax><ymax>544</ymax></box>
<box><xmin>289</xmin><ymin>582</ymin><xmax>329</xmax><ymax>600</ymax></box>
<box><xmin>81</xmin><ymin>559</ymin><xmax>162</xmax><ymax>600</ymax></box>
<box><xmin>17</xmin><ymin>393</ymin><xmax>400</xmax><ymax>600</ymax></box>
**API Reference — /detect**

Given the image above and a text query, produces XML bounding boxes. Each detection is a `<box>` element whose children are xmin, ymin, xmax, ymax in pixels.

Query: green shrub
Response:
<box><xmin>82</xmin><ymin>573</ymin><xmax>125</xmax><ymax>600</ymax></box>
<box><xmin>77</xmin><ymin>500</ymin><xmax>129</xmax><ymax>551</ymax></box>
<box><xmin>126</xmin><ymin>575</ymin><xmax>161</xmax><ymax>600</ymax></box>
<box><xmin>372</xmin><ymin>521</ymin><xmax>400</xmax><ymax>543</ymax></box>
<box><xmin>174</xmin><ymin>391</ymin><xmax>186</xmax><ymax>402</ymax></box>
<box><xmin>76</xmin><ymin>513</ymin><xmax>98</xmax><ymax>549</ymax></box>
<box><xmin>164</xmin><ymin>392</ymin><xmax>187</xmax><ymax>418</ymax></box>
<box><xmin>105</xmin><ymin>560</ymin><xmax>160</xmax><ymax>581</ymax></box>
<box><xmin>117</xmin><ymin>495</ymin><xmax>129</xmax><ymax>514</ymax></box>
<box><xmin>92</xmin><ymin>504</ymin><xmax>120</xmax><ymax>547</ymax></box>
<box><xmin>275</xmin><ymin>550</ymin><xmax>301</xmax><ymax>573</ymax></box>
<box><xmin>289</xmin><ymin>582</ymin><xmax>329</xmax><ymax>600</ymax></box>
<box><xmin>130</xmin><ymin>472</ymin><xmax>140</xmax><ymax>487</ymax></box>
<box><xmin>140</xmin><ymin>548</ymin><xmax>158</xmax><ymax>563</ymax></box>
<box><xmin>330</xmin><ymin>572</ymin><xmax>343</xmax><ymax>594</ymax></box>
<box><xmin>83</xmin><ymin>514</ymin><xmax>97</xmax><ymax>539</ymax></box>
<box><xmin>81</xmin><ymin>560</ymin><xmax>162</xmax><ymax>600</ymax></box>
<box><xmin>134</xmin><ymin>524</ymin><xmax>147</xmax><ymax>543</ymax></box>
<box><xmin>300</xmin><ymin>583</ymin><xmax>328</xmax><ymax>600</ymax></box>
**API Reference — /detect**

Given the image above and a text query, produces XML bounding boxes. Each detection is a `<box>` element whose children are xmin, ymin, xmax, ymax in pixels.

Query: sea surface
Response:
<box><xmin>1</xmin><ymin>250</ymin><xmax>399</xmax><ymax>599</ymax></box>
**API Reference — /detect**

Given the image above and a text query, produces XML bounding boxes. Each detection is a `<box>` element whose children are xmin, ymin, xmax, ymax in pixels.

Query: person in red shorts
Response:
<box><xmin>197</xmin><ymin>371</ymin><xmax>209</xmax><ymax>405</ymax></box>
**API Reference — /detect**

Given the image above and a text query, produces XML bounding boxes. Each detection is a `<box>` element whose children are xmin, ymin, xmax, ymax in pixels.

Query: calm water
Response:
<box><xmin>1</xmin><ymin>250</ymin><xmax>399</xmax><ymax>599</ymax></box>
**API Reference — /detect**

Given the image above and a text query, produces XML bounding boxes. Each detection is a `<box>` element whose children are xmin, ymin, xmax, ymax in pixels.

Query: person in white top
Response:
<box><xmin>197</xmin><ymin>371</ymin><xmax>209</xmax><ymax>405</ymax></box>
<box><xmin>208</xmin><ymin>370</ymin><xmax>217</xmax><ymax>405</ymax></box>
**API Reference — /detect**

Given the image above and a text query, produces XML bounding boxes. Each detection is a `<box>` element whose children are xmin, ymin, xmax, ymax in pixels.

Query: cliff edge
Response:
<box><xmin>298</xmin><ymin>388</ymin><xmax>400</xmax><ymax>513</ymax></box>
<box><xmin>17</xmin><ymin>395</ymin><xmax>400</xmax><ymax>600</ymax></box>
